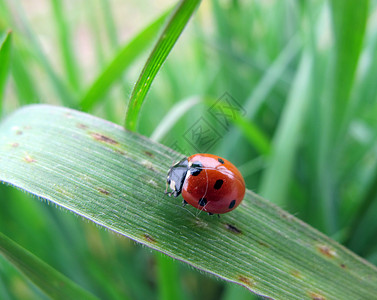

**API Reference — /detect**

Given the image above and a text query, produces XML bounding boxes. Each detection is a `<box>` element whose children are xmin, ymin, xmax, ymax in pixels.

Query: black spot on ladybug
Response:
<box><xmin>190</xmin><ymin>161</ymin><xmax>202</xmax><ymax>176</ymax></box>
<box><xmin>225</xmin><ymin>224</ymin><xmax>242</xmax><ymax>234</ymax></box>
<box><xmin>229</xmin><ymin>200</ymin><xmax>236</xmax><ymax>209</ymax></box>
<box><xmin>218</xmin><ymin>158</ymin><xmax>224</xmax><ymax>164</ymax></box>
<box><xmin>198</xmin><ymin>198</ymin><xmax>207</xmax><ymax>206</ymax></box>
<box><xmin>214</xmin><ymin>179</ymin><xmax>223</xmax><ymax>190</ymax></box>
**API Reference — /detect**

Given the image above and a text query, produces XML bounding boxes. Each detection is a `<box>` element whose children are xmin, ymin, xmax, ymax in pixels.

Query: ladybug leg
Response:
<box><xmin>164</xmin><ymin>180</ymin><xmax>170</xmax><ymax>195</ymax></box>
<box><xmin>182</xmin><ymin>199</ymin><xmax>187</xmax><ymax>206</ymax></box>
<box><xmin>207</xmin><ymin>213</ymin><xmax>221</xmax><ymax>218</ymax></box>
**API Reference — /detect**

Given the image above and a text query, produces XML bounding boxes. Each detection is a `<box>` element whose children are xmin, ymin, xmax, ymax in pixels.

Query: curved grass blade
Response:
<box><xmin>79</xmin><ymin>8</ymin><xmax>171</xmax><ymax>111</ymax></box>
<box><xmin>125</xmin><ymin>0</ymin><xmax>202</xmax><ymax>131</ymax></box>
<box><xmin>150</xmin><ymin>96</ymin><xmax>200</xmax><ymax>142</ymax></box>
<box><xmin>0</xmin><ymin>30</ymin><xmax>11</xmax><ymax>110</ymax></box>
<box><xmin>221</xmin><ymin>36</ymin><xmax>300</xmax><ymax>158</ymax></box>
<box><xmin>7</xmin><ymin>0</ymin><xmax>76</xmax><ymax>106</ymax></box>
<box><xmin>0</xmin><ymin>231</ymin><xmax>98</xmax><ymax>300</ymax></box>
<box><xmin>329</xmin><ymin>0</ymin><xmax>369</xmax><ymax>134</ymax></box>
<box><xmin>229</xmin><ymin>113</ymin><xmax>270</xmax><ymax>156</ymax></box>
<box><xmin>260</xmin><ymin>50</ymin><xmax>312</xmax><ymax>206</ymax></box>
<box><xmin>0</xmin><ymin>105</ymin><xmax>377</xmax><ymax>299</ymax></box>
<box><xmin>50</xmin><ymin>0</ymin><xmax>81</xmax><ymax>92</ymax></box>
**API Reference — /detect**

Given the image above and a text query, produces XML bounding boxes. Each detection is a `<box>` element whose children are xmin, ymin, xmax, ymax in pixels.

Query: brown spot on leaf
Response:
<box><xmin>11</xmin><ymin>142</ymin><xmax>19</xmax><ymax>148</ymax></box>
<box><xmin>317</xmin><ymin>244</ymin><xmax>337</xmax><ymax>258</ymax></box>
<box><xmin>115</xmin><ymin>149</ymin><xmax>126</xmax><ymax>155</ymax></box>
<box><xmin>16</xmin><ymin>130</ymin><xmax>23</xmax><ymax>135</ymax></box>
<box><xmin>225</xmin><ymin>224</ymin><xmax>242</xmax><ymax>234</ymax></box>
<box><xmin>238</xmin><ymin>275</ymin><xmax>254</xmax><ymax>287</ymax></box>
<box><xmin>290</xmin><ymin>270</ymin><xmax>302</xmax><ymax>278</ymax></box>
<box><xmin>340</xmin><ymin>263</ymin><xmax>346</xmax><ymax>269</ymax></box>
<box><xmin>24</xmin><ymin>154</ymin><xmax>36</xmax><ymax>163</ymax></box>
<box><xmin>77</xmin><ymin>123</ymin><xmax>88</xmax><ymax>129</ymax></box>
<box><xmin>144</xmin><ymin>234</ymin><xmax>156</xmax><ymax>243</ymax></box>
<box><xmin>98</xmin><ymin>188</ymin><xmax>110</xmax><ymax>195</ymax></box>
<box><xmin>280</xmin><ymin>211</ymin><xmax>293</xmax><ymax>221</ymax></box>
<box><xmin>308</xmin><ymin>292</ymin><xmax>326</xmax><ymax>300</ymax></box>
<box><xmin>90</xmin><ymin>132</ymin><xmax>118</xmax><ymax>145</ymax></box>
<box><xmin>145</xmin><ymin>151</ymin><xmax>154</xmax><ymax>158</ymax></box>
<box><xmin>257</xmin><ymin>240</ymin><xmax>270</xmax><ymax>248</ymax></box>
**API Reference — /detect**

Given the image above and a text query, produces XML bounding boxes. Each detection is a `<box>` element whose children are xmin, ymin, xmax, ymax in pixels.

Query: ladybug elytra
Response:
<box><xmin>165</xmin><ymin>153</ymin><xmax>245</xmax><ymax>214</ymax></box>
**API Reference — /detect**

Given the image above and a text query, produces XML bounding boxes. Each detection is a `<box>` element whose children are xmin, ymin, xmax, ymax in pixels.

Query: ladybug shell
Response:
<box><xmin>182</xmin><ymin>154</ymin><xmax>245</xmax><ymax>214</ymax></box>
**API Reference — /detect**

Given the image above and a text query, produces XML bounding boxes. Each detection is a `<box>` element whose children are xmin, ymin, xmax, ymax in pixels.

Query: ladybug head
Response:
<box><xmin>165</xmin><ymin>158</ymin><xmax>189</xmax><ymax>197</ymax></box>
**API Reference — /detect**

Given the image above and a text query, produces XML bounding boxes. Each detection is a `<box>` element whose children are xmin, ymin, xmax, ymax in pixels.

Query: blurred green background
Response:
<box><xmin>1</xmin><ymin>0</ymin><xmax>377</xmax><ymax>299</ymax></box>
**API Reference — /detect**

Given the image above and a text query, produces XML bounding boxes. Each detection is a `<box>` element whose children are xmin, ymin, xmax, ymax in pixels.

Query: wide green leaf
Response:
<box><xmin>125</xmin><ymin>0</ymin><xmax>201</xmax><ymax>130</ymax></box>
<box><xmin>0</xmin><ymin>105</ymin><xmax>377</xmax><ymax>299</ymax></box>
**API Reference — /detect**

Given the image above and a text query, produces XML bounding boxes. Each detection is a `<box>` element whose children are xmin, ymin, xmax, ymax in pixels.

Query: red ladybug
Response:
<box><xmin>165</xmin><ymin>153</ymin><xmax>245</xmax><ymax>214</ymax></box>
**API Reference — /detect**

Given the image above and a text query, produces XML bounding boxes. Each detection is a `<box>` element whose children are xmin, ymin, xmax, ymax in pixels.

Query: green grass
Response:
<box><xmin>1</xmin><ymin>0</ymin><xmax>377</xmax><ymax>299</ymax></box>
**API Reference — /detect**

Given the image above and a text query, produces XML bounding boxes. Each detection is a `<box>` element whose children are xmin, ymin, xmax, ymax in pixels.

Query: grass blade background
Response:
<box><xmin>4</xmin><ymin>0</ymin><xmax>76</xmax><ymax>106</ymax></box>
<box><xmin>314</xmin><ymin>0</ymin><xmax>369</xmax><ymax>235</ymax></box>
<box><xmin>329</xmin><ymin>0</ymin><xmax>369</xmax><ymax>135</ymax></box>
<box><xmin>1</xmin><ymin>104</ymin><xmax>377</xmax><ymax>300</ymax></box>
<box><xmin>79</xmin><ymin>9</ymin><xmax>171</xmax><ymax>112</ymax></box>
<box><xmin>259</xmin><ymin>50</ymin><xmax>312</xmax><ymax>206</ymax></box>
<box><xmin>0</xmin><ymin>30</ymin><xmax>11</xmax><ymax>111</ymax></box>
<box><xmin>0</xmin><ymin>231</ymin><xmax>98</xmax><ymax>300</ymax></box>
<box><xmin>50</xmin><ymin>0</ymin><xmax>81</xmax><ymax>93</ymax></box>
<box><xmin>125</xmin><ymin>0</ymin><xmax>201</xmax><ymax>131</ymax></box>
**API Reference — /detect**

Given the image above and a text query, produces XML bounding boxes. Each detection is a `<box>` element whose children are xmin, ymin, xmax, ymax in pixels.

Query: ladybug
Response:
<box><xmin>165</xmin><ymin>153</ymin><xmax>245</xmax><ymax>214</ymax></box>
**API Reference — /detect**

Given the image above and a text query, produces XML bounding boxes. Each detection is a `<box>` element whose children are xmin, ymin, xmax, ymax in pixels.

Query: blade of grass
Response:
<box><xmin>124</xmin><ymin>0</ymin><xmax>202</xmax><ymax>131</ymax></box>
<box><xmin>50</xmin><ymin>0</ymin><xmax>81</xmax><ymax>93</ymax></box>
<box><xmin>222</xmin><ymin>35</ymin><xmax>300</xmax><ymax>158</ymax></box>
<box><xmin>100</xmin><ymin>0</ymin><xmax>120</xmax><ymax>49</ymax></box>
<box><xmin>259</xmin><ymin>50</ymin><xmax>312</xmax><ymax>206</ymax></box>
<box><xmin>230</xmin><ymin>114</ymin><xmax>271</xmax><ymax>156</ymax></box>
<box><xmin>150</xmin><ymin>96</ymin><xmax>200</xmax><ymax>142</ymax></box>
<box><xmin>0</xmin><ymin>105</ymin><xmax>377</xmax><ymax>299</ymax></box>
<box><xmin>0</xmin><ymin>231</ymin><xmax>98</xmax><ymax>300</ymax></box>
<box><xmin>0</xmin><ymin>30</ymin><xmax>11</xmax><ymax>113</ymax></box>
<box><xmin>9</xmin><ymin>48</ymin><xmax>40</xmax><ymax>105</ymax></box>
<box><xmin>329</xmin><ymin>0</ymin><xmax>369</xmax><ymax>137</ymax></box>
<box><xmin>346</xmin><ymin>164</ymin><xmax>377</xmax><ymax>250</ymax></box>
<box><xmin>157</xmin><ymin>254</ymin><xmax>183</xmax><ymax>300</ymax></box>
<box><xmin>315</xmin><ymin>0</ymin><xmax>369</xmax><ymax>235</ymax></box>
<box><xmin>7</xmin><ymin>0</ymin><xmax>76</xmax><ymax>106</ymax></box>
<box><xmin>79</xmin><ymin>8</ymin><xmax>171</xmax><ymax>112</ymax></box>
